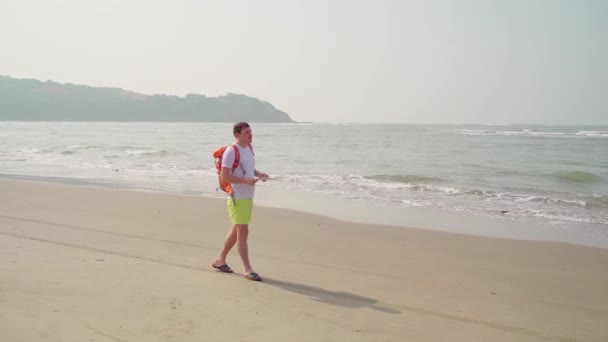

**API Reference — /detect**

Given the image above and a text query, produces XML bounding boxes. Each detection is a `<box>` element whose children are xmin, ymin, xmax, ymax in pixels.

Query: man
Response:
<box><xmin>212</xmin><ymin>122</ymin><xmax>268</xmax><ymax>281</ymax></box>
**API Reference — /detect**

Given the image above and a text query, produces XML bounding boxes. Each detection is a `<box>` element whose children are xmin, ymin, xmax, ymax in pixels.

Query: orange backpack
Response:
<box><xmin>212</xmin><ymin>143</ymin><xmax>254</xmax><ymax>195</ymax></box>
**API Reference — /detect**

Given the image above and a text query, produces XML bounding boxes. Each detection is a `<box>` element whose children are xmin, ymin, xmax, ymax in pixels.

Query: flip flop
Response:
<box><xmin>212</xmin><ymin>263</ymin><xmax>233</xmax><ymax>273</ymax></box>
<box><xmin>244</xmin><ymin>272</ymin><xmax>262</xmax><ymax>281</ymax></box>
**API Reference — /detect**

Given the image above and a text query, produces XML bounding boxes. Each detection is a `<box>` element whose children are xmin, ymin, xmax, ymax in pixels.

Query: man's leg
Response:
<box><xmin>235</xmin><ymin>224</ymin><xmax>254</xmax><ymax>274</ymax></box>
<box><xmin>214</xmin><ymin>225</ymin><xmax>237</xmax><ymax>266</ymax></box>
<box><xmin>220</xmin><ymin>198</ymin><xmax>260</xmax><ymax>280</ymax></box>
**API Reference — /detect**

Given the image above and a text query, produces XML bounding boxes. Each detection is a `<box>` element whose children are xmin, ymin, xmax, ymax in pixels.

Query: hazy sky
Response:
<box><xmin>1</xmin><ymin>0</ymin><xmax>606</xmax><ymax>124</ymax></box>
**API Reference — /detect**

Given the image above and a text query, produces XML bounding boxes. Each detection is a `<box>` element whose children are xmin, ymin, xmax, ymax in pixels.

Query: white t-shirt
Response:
<box><xmin>221</xmin><ymin>144</ymin><xmax>255</xmax><ymax>199</ymax></box>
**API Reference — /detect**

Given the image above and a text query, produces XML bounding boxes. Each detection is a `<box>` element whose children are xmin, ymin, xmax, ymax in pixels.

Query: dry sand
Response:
<box><xmin>1</xmin><ymin>179</ymin><xmax>607</xmax><ymax>341</ymax></box>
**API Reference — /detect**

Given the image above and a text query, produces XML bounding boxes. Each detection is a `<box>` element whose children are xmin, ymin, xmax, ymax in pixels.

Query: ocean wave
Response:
<box><xmin>575</xmin><ymin>130</ymin><xmax>608</xmax><ymax>137</ymax></box>
<box><xmin>18</xmin><ymin>148</ymin><xmax>44</xmax><ymax>154</ymax></box>
<box><xmin>134</xmin><ymin>162</ymin><xmax>185</xmax><ymax>170</ymax></box>
<box><xmin>552</xmin><ymin>171</ymin><xmax>604</xmax><ymax>184</ymax></box>
<box><xmin>274</xmin><ymin>173</ymin><xmax>608</xmax><ymax>210</ymax></box>
<box><xmin>365</xmin><ymin>174</ymin><xmax>439</xmax><ymax>183</ymax></box>
<box><xmin>512</xmin><ymin>195</ymin><xmax>587</xmax><ymax>208</ymax></box>
<box><xmin>453</xmin><ymin>129</ymin><xmax>608</xmax><ymax>138</ymax></box>
<box><xmin>123</xmin><ymin>149</ymin><xmax>191</xmax><ymax>157</ymax></box>
<box><xmin>277</xmin><ymin>173</ymin><xmax>495</xmax><ymax>196</ymax></box>
<box><xmin>68</xmin><ymin>144</ymin><xmax>101</xmax><ymax>149</ymax></box>
<box><xmin>125</xmin><ymin>149</ymin><xmax>170</xmax><ymax>157</ymax></box>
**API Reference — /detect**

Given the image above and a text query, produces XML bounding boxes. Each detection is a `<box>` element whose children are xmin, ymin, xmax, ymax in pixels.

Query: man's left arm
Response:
<box><xmin>254</xmin><ymin>169</ymin><xmax>269</xmax><ymax>180</ymax></box>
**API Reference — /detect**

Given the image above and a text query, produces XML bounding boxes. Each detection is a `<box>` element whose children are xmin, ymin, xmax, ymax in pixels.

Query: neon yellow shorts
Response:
<box><xmin>227</xmin><ymin>198</ymin><xmax>253</xmax><ymax>225</ymax></box>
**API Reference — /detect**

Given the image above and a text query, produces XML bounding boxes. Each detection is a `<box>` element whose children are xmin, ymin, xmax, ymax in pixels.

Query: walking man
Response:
<box><xmin>212</xmin><ymin>122</ymin><xmax>268</xmax><ymax>281</ymax></box>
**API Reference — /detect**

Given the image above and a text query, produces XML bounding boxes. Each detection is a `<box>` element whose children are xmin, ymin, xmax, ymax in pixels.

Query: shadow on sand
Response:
<box><xmin>262</xmin><ymin>277</ymin><xmax>400</xmax><ymax>314</ymax></box>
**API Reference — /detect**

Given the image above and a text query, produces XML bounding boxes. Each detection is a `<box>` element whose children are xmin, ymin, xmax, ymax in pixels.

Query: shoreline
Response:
<box><xmin>2</xmin><ymin>172</ymin><xmax>607</xmax><ymax>249</ymax></box>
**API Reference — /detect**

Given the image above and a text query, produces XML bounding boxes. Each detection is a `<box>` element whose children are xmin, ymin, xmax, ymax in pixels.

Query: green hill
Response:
<box><xmin>0</xmin><ymin>75</ymin><xmax>293</xmax><ymax>122</ymax></box>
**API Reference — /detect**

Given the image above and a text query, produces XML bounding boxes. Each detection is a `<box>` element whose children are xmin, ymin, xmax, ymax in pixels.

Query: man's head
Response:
<box><xmin>233</xmin><ymin>122</ymin><xmax>252</xmax><ymax>145</ymax></box>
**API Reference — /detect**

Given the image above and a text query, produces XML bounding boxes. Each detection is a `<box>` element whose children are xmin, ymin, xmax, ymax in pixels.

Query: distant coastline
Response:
<box><xmin>0</xmin><ymin>75</ymin><xmax>294</xmax><ymax>122</ymax></box>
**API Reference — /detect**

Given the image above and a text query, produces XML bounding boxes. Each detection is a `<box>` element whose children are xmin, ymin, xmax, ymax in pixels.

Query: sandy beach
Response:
<box><xmin>1</xmin><ymin>178</ymin><xmax>607</xmax><ymax>341</ymax></box>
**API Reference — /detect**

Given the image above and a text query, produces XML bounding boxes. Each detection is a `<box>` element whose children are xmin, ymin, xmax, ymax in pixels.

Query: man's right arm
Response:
<box><xmin>221</xmin><ymin>167</ymin><xmax>257</xmax><ymax>185</ymax></box>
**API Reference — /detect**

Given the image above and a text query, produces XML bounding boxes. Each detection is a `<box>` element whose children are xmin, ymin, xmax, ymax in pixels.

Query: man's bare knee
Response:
<box><xmin>235</xmin><ymin>224</ymin><xmax>249</xmax><ymax>236</ymax></box>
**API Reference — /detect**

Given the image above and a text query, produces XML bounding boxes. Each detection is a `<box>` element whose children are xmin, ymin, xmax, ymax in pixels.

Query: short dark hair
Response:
<box><xmin>233</xmin><ymin>122</ymin><xmax>250</xmax><ymax>134</ymax></box>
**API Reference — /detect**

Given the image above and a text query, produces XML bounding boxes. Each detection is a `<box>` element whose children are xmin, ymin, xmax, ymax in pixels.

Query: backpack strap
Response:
<box><xmin>230</xmin><ymin>144</ymin><xmax>240</xmax><ymax>170</ymax></box>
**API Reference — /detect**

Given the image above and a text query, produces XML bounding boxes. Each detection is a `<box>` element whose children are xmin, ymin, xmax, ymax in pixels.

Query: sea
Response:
<box><xmin>2</xmin><ymin>122</ymin><xmax>607</xmax><ymax>248</ymax></box>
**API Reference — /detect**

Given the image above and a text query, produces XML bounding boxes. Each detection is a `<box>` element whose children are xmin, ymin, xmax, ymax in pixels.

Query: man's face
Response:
<box><xmin>236</xmin><ymin>127</ymin><xmax>253</xmax><ymax>144</ymax></box>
